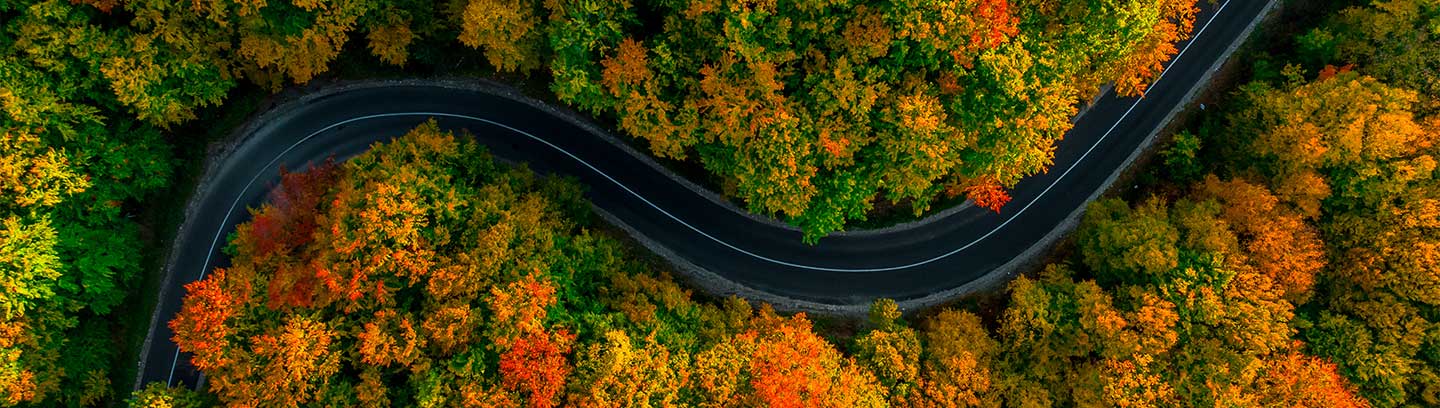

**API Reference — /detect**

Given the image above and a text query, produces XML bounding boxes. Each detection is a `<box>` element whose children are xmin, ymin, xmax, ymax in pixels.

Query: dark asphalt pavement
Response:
<box><xmin>137</xmin><ymin>0</ymin><xmax>1269</xmax><ymax>389</ymax></box>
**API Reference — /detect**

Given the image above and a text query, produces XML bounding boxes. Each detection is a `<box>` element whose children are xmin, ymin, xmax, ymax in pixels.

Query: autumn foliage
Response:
<box><xmin>168</xmin><ymin>123</ymin><xmax>891</xmax><ymax>407</ymax></box>
<box><xmin>501</xmin><ymin>0</ymin><xmax>1206</xmax><ymax>240</ymax></box>
<box><xmin>4</xmin><ymin>0</ymin><xmax>1418</xmax><ymax>405</ymax></box>
<box><xmin>1202</xmin><ymin>67</ymin><xmax>1440</xmax><ymax>407</ymax></box>
<box><xmin>720</xmin><ymin>313</ymin><xmax>885</xmax><ymax>408</ymax></box>
<box><xmin>154</xmin><ymin>112</ymin><xmax>1384</xmax><ymax>407</ymax></box>
<box><xmin>2</xmin><ymin>2</ymin><xmax>180</xmax><ymax>404</ymax></box>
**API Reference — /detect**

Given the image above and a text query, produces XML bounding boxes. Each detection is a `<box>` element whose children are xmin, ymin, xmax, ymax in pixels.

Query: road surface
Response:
<box><xmin>137</xmin><ymin>0</ymin><xmax>1272</xmax><ymax>389</ymax></box>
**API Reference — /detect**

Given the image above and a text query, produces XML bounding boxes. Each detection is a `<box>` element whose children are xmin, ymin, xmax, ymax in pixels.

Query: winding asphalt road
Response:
<box><xmin>137</xmin><ymin>0</ymin><xmax>1271</xmax><ymax>390</ymax></box>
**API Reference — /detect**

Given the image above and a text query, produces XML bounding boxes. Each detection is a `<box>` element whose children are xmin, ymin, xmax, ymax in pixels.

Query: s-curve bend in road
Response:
<box><xmin>137</xmin><ymin>0</ymin><xmax>1272</xmax><ymax>390</ymax></box>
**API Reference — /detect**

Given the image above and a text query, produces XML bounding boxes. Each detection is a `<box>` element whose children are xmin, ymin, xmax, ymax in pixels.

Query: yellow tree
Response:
<box><xmin>854</xmin><ymin>300</ymin><xmax>922</xmax><ymax>405</ymax></box>
<box><xmin>911</xmin><ymin>309</ymin><xmax>1000</xmax><ymax>408</ymax></box>
<box><xmin>0</xmin><ymin>127</ymin><xmax>88</xmax><ymax>208</ymax></box>
<box><xmin>244</xmin><ymin>316</ymin><xmax>343</xmax><ymax>407</ymax></box>
<box><xmin>567</xmin><ymin>331</ymin><xmax>690</xmax><ymax>408</ymax></box>
<box><xmin>457</xmin><ymin>0</ymin><xmax>547</xmax><ymax>72</ymax></box>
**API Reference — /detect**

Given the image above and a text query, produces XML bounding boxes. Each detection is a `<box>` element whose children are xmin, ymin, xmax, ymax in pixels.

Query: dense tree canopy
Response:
<box><xmin>3</xmin><ymin>0</ymin><xmax>1434</xmax><ymax>406</ymax></box>
<box><xmin>60</xmin><ymin>0</ymin><xmax>1205</xmax><ymax>241</ymax></box>
<box><xmin>1132</xmin><ymin>1</ymin><xmax>1440</xmax><ymax>403</ymax></box>
<box><xmin>155</xmin><ymin>120</ymin><xmax>1370</xmax><ymax>407</ymax></box>
<box><xmin>0</xmin><ymin>0</ymin><xmax>459</xmax><ymax>402</ymax></box>
<box><xmin>168</xmin><ymin>123</ymin><xmax>890</xmax><ymax>407</ymax></box>
<box><xmin>1</xmin><ymin>1</ymin><xmax>175</xmax><ymax>405</ymax></box>
<box><xmin>0</xmin><ymin>0</ymin><xmax>1206</xmax><ymax>404</ymax></box>
<box><xmin>1300</xmin><ymin>0</ymin><xmax>1440</xmax><ymax>113</ymax></box>
<box><xmin>1209</xmin><ymin>70</ymin><xmax>1440</xmax><ymax>407</ymax></box>
<box><xmin>528</xmin><ymin>0</ymin><xmax>1201</xmax><ymax>240</ymax></box>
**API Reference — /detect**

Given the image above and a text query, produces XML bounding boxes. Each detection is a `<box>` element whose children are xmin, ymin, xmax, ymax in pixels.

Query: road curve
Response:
<box><xmin>137</xmin><ymin>0</ymin><xmax>1271</xmax><ymax>389</ymax></box>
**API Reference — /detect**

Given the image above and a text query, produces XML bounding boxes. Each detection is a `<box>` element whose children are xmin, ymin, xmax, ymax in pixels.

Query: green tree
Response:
<box><xmin>1318</xmin><ymin>0</ymin><xmax>1440</xmax><ymax>112</ymax></box>
<box><xmin>457</xmin><ymin>0</ymin><xmax>548</xmax><ymax>72</ymax></box>
<box><xmin>855</xmin><ymin>299</ymin><xmax>922</xmax><ymax>405</ymax></box>
<box><xmin>1078</xmin><ymin>198</ymin><xmax>1180</xmax><ymax>285</ymax></box>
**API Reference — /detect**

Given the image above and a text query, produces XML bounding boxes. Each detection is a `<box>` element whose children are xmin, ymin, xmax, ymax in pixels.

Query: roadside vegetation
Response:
<box><xmin>0</xmin><ymin>0</ymin><xmax>1204</xmax><ymax>404</ymax></box>
<box><xmin>526</xmin><ymin>0</ymin><xmax>1199</xmax><ymax>240</ymax></box>
<box><xmin>4</xmin><ymin>0</ymin><xmax>1439</xmax><ymax>406</ymax></box>
<box><xmin>152</xmin><ymin>121</ymin><xmax>1368</xmax><ymax>407</ymax></box>
<box><xmin>163</xmin><ymin>123</ymin><xmax>892</xmax><ymax>407</ymax></box>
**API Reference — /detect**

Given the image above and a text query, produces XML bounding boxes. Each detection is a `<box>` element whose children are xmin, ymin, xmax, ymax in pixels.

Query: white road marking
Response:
<box><xmin>167</xmin><ymin>0</ymin><xmax>1232</xmax><ymax>385</ymax></box>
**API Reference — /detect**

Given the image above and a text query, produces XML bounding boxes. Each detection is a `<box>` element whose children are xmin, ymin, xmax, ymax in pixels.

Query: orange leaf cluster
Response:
<box><xmin>500</xmin><ymin>330</ymin><xmax>576</xmax><ymax>408</ymax></box>
<box><xmin>964</xmin><ymin>178</ymin><xmax>1011</xmax><ymax>212</ymax></box>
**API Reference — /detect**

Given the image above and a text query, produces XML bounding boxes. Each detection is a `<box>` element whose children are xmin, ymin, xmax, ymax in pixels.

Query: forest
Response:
<box><xmin>0</xmin><ymin>0</ymin><xmax>1203</xmax><ymax>403</ymax></box>
<box><xmin>2</xmin><ymin>0</ymin><xmax>1439</xmax><ymax>406</ymax></box>
<box><xmin>147</xmin><ymin>120</ymin><xmax>1374</xmax><ymax>407</ymax></box>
